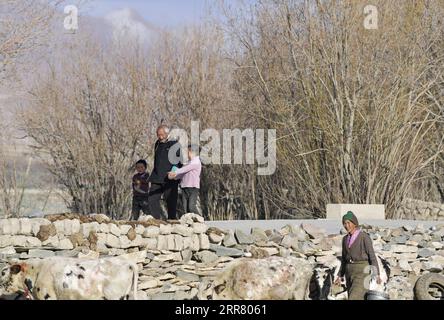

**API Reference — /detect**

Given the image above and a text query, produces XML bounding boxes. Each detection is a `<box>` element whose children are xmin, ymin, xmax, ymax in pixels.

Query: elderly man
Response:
<box><xmin>148</xmin><ymin>125</ymin><xmax>182</xmax><ymax>220</ymax></box>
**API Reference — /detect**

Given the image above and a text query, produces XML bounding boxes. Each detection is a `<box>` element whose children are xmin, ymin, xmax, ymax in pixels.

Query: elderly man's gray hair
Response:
<box><xmin>157</xmin><ymin>125</ymin><xmax>170</xmax><ymax>134</ymax></box>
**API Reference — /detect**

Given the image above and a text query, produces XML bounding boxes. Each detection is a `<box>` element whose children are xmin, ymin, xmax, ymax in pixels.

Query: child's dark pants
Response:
<box><xmin>181</xmin><ymin>187</ymin><xmax>199</xmax><ymax>216</ymax></box>
<box><xmin>131</xmin><ymin>197</ymin><xmax>150</xmax><ymax>220</ymax></box>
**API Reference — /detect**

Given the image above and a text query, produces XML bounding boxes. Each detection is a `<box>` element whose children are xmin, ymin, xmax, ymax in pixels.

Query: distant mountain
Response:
<box><xmin>0</xmin><ymin>6</ymin><xmax>162</xmax><ymax>134</ymax></box>
<box><xmin>104</xmin><ymin>8</ymin><xmax>160</xmax><ymax>46</ymax></box>
<box><xmin>0</xmin><ymin>6</ymin><xmax>161</xmax><ymax>105</ymax></box>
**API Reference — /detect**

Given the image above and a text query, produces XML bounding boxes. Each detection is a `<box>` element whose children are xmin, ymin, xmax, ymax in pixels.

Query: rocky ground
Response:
<box><xmin>1</xmin><ymin>214</ymin><xmax>443</xmax><ymax>300</ymax></box>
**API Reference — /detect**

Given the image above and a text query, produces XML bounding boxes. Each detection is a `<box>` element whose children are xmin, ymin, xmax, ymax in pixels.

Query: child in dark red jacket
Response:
<box><xmin>131</xmin><ymin>159</ymin><xmax>150</xmax><ymax>220</ymax></box>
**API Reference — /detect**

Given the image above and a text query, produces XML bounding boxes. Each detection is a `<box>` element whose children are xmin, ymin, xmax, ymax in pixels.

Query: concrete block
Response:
<box><xmin>326</xmin><ymin>204</ymin><xmax>385</xmax><ymax>220</ymax></box>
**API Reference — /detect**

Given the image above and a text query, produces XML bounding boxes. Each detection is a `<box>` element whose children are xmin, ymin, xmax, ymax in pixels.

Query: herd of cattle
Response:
<box><xmin>0</xmin><ymin>255</ymin><xmax>390</xmax><ymax>300</ymax></box>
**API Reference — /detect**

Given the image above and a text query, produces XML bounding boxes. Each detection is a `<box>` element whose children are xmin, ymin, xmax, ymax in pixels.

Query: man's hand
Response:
<box><xmin>168</xmin><ymin>172</ymin><xmax>177</xmax><ymax>180</ymax></box>
<box><xmin>334</xmin><ymin>277</ymin><xmax>343</xmax><ymax>286</ymax></box>
<box><xmin>376</xmin><ymin>276</ymin><xmax>382</xmax><ymax>284</ymax></box>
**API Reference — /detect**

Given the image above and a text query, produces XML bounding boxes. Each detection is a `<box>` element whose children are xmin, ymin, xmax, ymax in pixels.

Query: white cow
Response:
<box><xmin>198</xmin><ymin>256</ymin><xmax>314</xmax><ymax>300</ymax></box>
<box><xmin>0</xmin><ymin>256</ymin><xmax>138</xmax><ymax>300</ymax></box>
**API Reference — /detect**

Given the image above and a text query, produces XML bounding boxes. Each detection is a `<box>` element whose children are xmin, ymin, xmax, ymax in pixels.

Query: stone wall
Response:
<box><xmin>397</xmin><ymin>198</ymin><xmax>444</xmax><ymax>220</ymax></box>
<box><xmin>1</xmin><ymin>213</ymin><xmax>443</xmax><ymax>300</ymax></box>
<box><xmin>0</xmin><ymin>214</ymin><xmax>215</xmax><ymax>257</ymax></box>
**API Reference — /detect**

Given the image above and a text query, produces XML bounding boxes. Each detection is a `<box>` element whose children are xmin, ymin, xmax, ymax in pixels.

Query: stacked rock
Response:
<box><xmin>1</xmin><ymin>214</ymin><xmax>443</xmax><ymax>300</ymax></box>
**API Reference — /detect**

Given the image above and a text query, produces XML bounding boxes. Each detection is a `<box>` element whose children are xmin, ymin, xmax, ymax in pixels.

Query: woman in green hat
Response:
<box><xmin>334</xmin><ymin>211</ymin><xmax>381</xmax><ymax>300</ymax></box>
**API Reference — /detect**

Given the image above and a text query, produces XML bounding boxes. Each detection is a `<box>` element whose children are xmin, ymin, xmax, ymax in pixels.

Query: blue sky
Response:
<box><xmin>85</xmin><ymin>0</ymin><xmax>258</xmax><ymax>27</ymax></box>
<box><xmin>87</xmin><ymin>0</ymin><xmax>217</xmax><ymax>27</ymax></box>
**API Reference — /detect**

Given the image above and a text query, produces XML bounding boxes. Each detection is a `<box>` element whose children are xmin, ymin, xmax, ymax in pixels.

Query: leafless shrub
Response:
<box><xmin>15</xmin><ymin>0</ymin><xmax>444</xmax><ymax>220</ymax></box>
<box><xmin>214</xmin><ymin>0</ymin><xmax>444</xmax><ymax>219</ymax></box>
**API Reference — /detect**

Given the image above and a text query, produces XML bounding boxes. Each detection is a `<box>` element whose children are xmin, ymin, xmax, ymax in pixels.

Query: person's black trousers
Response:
<box><xmin>148</xmin><ymin>181</ymin><xmax>179</xmax><ymax>220</ymax></box>
<box><xmin>131</xmin><ymin>197</ymin><xmax>150</xmax><ymax>221</ymax></box>
<box><xmin>181</xmin><ymin>187</ymin><xmax>199</xmax><ymax>216</ymax></box>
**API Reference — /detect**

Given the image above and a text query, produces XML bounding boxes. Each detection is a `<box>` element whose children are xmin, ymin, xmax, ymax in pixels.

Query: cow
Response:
<box><xmin>309</xmin><ymin>255</ymin><xmax>391</xmax><ymax>300</ymax></box>
<box><xmin>197</xmin><ymin>254</ymin><xmax>390</xmax><ymax>301</ymax></box>
<box><xmin>198</xmin><ymin>256</ymin><xmax>314</xmax><ymax>300</ymax></box>
<box><xmin>0</xmin><ymin>256</ymin><xmax>138</xmax><ymax>300</ymax></box>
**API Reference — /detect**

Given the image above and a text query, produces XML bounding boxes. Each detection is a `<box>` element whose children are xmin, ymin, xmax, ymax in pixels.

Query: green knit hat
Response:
<box><xmin>342</xmin><ymin>211</ymin><xmax>359</xmax><ymax>226</ymax></box>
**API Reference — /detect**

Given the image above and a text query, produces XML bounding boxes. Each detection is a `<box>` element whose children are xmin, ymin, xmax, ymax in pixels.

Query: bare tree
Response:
<box><xmin>0</xmin><ymin>0</ymin><xmax>62</xmax><ymax>81</ymax></box>
<box><xmin>15</xmin><ymin>0</ymin><xmax>444</xmax><ymax>220</ymax></box>
<box><xmin>214</xmin><ymin>0</ymin><xmax>444</xmax><ymax>219</ymax></box>
<box><xmin>0</xmin><ymin>0</ymin><xmax>62</xmax><ymax>217</ymax></box>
